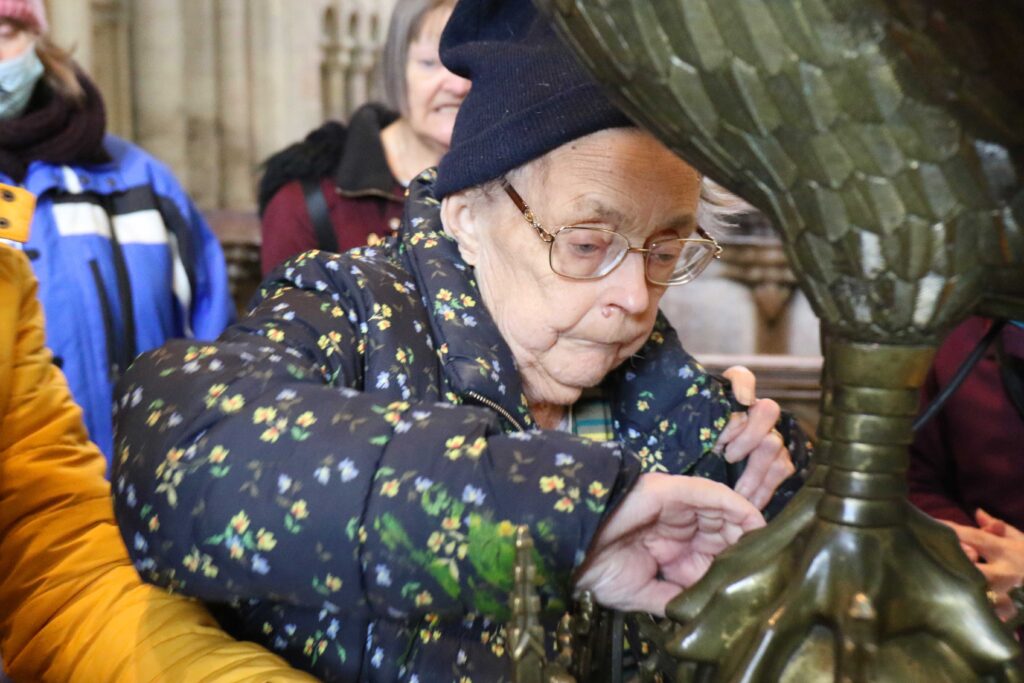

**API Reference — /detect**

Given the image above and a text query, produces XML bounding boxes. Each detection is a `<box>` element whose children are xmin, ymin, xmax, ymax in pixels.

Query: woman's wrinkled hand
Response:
<box><xmin>574</xmin><ymin>472</ymin><xmax>765</xmax><ymax>616</ymax></box>
<box><xmin>945</xmin><ymin>509</ymin><xmax>1024</xmax><ymax>622</ymax></box>
<box><xmin>714</xmin><ymin>365</ymin><xmax>796</xmax><ymax>510</ymax></box>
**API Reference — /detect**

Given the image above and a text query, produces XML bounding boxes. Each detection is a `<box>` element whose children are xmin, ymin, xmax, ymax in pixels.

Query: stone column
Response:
<box><xmin>216</xmin><ymin>0</ymin><xmax>254</xmax><ymax>210</ymax></box>
<box><xmin>183</xmin><ymin>0</ymin><xmax>221</xmax><ymax>209</ymax></box>
<box><xmin>92</xmin><ymin>0</ymin><xmax>133</xmax><ymax>139</ymax></box>
<box><xmin>131</xmin><ymin>0</ymin><xmax>188</xmax><ymax>185</ymax></box>
<box><xmin>248</xmin><ymin>0</ymin><xmax>295</xmax><ymax>164</ymax></box>
<box><xmin>347</xmin><ymin>0</ymin><xmax>384</xmax><ymax>113</ymax></box>
<box><xmin>47</xmin><ymin>0</ymin><xmax>93</xmax><ymax>72</ymax></box>
<box><xmin>288</xmin><ymin>1</ymin><xmax>332</xmax><ymax>138</ymax></box>
<box><xmin>320</xmin><ymin>5</ymin><xmax>348</xmax><ymax>122</ymax></box>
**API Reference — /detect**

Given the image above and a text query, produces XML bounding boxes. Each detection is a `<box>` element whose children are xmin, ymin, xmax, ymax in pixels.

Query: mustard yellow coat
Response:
<box><xmin>0</xmin><ymin>246</ymin><xmax>317</xmax><ymax>683</ymax></box>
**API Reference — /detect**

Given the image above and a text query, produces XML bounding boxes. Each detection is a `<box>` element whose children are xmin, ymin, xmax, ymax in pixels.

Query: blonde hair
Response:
<box><xmin>36</xmin><ymin>34</ymin><xmax>85</xmax><ymax>106</ymax></box>
<box><xmin>382</xmin><ymin>0</ymin><xmax>457</xmax><ymax>117</ymax></box>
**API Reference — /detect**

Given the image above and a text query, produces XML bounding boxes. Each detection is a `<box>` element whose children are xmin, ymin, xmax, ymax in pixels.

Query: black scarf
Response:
<box><xmin>0</xmin><ymin>71</ymin><xmax>110</xmax><ymax>182</ymax></box>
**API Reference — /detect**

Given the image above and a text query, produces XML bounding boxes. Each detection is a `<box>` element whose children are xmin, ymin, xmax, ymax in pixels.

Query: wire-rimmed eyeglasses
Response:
<box><xmin>501</xmin><ymin>178</ymin><xmax>723</xmax><ymax>286</ymax></box>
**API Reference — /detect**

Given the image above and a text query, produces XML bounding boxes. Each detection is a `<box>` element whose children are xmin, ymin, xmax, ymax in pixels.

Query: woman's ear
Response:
<box><xmin>440</xmin><ymin>192</ymin><xmax>483</xmax><ymax>267</ymax></box>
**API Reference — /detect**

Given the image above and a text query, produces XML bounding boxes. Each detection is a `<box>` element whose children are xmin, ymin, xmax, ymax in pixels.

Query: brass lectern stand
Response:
<box><xmin>514</xmin><ymin>1</ymin><xmax>1024</xmax><ymax>680</ymax></box>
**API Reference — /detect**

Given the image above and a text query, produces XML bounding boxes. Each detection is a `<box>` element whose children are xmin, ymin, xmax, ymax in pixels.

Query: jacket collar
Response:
<box><xmin>20</xmin><ymin>151</ymin><xmax>125</xmax><ymax>198</ymax></box>
<box><xmin>399</xmin><ymin>170</ymin><xmax>534</xmax><ymax>430</ymax></box>
<box><xmin>332</xmin><ymin>103</ymin><xmax>403</xmax><ymax>201</ymax></box>
<box><xmin>604</xmin><ymin>316</ymin><xmax>724</xmax><ymax>435</ymax></box>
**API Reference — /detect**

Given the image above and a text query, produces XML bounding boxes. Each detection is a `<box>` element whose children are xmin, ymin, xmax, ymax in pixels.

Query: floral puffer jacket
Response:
<box><xmin>113</xmin><ymin>170</ymin><xmax>809</xmax><ymax>682</ymax></box>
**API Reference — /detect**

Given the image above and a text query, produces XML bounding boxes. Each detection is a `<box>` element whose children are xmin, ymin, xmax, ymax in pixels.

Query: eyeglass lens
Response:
<box><xmin>549</xmin><ymin>227</ymin><xmax>716</xmax><ymax>284</ymax></box>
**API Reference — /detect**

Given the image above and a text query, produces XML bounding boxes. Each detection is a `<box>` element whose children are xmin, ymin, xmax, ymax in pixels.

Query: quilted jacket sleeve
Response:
<box><xmin>112</xmin><ymin>260</ymin><xmax>639</xmax><ymax>622</ymax></box>
<box><xmin>0</xmin><ymin>247</ymin><xmax>314</xmax><ymax>683</ymax></box>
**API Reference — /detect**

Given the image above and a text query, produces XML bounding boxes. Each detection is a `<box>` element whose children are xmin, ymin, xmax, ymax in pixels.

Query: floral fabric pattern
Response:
<box><xmin>113</xmin><ymin>169</ymin><xmax>809</xmax><ymax>682</ymax></box>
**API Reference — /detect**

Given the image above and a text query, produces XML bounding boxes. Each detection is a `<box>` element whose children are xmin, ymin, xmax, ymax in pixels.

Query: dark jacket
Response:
<box><xmin>909</xmin><ymin>317</ymin><xmax>1024</xmax><ymax>528</ymax></box>
<box><xmin>113</xmin><ymin>170</ymin><xmax>809</xmax><ymax>682</ymax></box>
<box><xmin>259</xmin><ymin>103</ymin><xmax>405</xmax><ymax>276</ymax></box>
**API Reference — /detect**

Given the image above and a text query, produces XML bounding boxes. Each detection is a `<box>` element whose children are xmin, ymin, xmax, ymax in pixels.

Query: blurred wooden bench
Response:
<box><xmin>206</xmin><ymin>209</ymin><xmax>262</xmax><ymax>314</ymax></box>
<box><xmin>697</xmin><ymin>353</ymin><xmax>823</xmax><ymax>439</ymax></box>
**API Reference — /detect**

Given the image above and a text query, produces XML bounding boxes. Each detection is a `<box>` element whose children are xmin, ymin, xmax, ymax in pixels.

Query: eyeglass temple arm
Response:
<box><xmin>696</xmin><ymin>226</ymin><xmax>724</xmax><ymax>257</ymax></box>
<box><xmin>501</xmin><ymin>178</ymin><xmax>554</xmax><ymax>243</ymax></box>
<box><xmin>502</xmin><ymin>177</ymin><xmax>722</xmax><ymax>258</ymax></box>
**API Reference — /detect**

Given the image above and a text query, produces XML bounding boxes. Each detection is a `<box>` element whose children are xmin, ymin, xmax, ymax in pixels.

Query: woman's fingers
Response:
<box><xmin>722</xmin><ymin>365</ymin><xmax>757</xmax><ymax>405</ymax></box>
<box><xmin>713</xmin><ymin>412</ymin><xmax>747</xmax><ymax>453</ymax></box>
<box><xmin>737</xmin><ymin>443</ymin><xmax>795</xmax><ymax>510</ymax></box>
<box><xmin>723</xmin><ymin>398</ymin><xmax>781</xmax><ymax>463</ymax></box>
<box><xmin>960</xmin><ymin>541</ymin><xmax>980</xmax><ymax>562</ymax></box>
<box><xmin>603</xmin><ymin>473</ymin><xmax>762</xmax><ymax>542</ymax></box>
<box><xmin>975</xmin><ymin>509</ymin><xmax>1007</xmax><ymax>536</ymax></box>
<box><xmin>713</xmin><ymin>371</ymin><xmax>796</xmax><ymax>509</ymax></box>
<box><xmin>714</xmin><ymin>366</ymin><xmax>756</xmax><ymax>454</ymax></box>
<box><xmin>580</xmin><ymin>484</ymin><xmax>764</xmax><ymax>614</ymax></box>
<box><xmin>946</xmin><ymin>521</ymin><xmax>1003</xmax><ymax>558</ymax></box>
<box><xmin>975</xmin><ymin>508</ymin><xmax>1024</xmax><ymax>540</ymax></box>
<box><xmin>940</xmin><ymin>518</ymin><xmax>1024</xmax><ymax>623</ymax></box>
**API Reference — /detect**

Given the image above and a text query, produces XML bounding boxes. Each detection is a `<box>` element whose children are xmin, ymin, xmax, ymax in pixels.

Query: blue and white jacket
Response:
<box><xmin>1</xmin><ymin>135</ymin><xmax>233</xmax><ymax>461</ymax></box>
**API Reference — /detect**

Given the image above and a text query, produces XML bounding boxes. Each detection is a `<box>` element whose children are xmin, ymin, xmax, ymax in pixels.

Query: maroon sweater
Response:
<box><xmin>260</xmin><ymin>104</ymin><xmax>405</xmax><ymax>276</ymax></box>
<box><xmin>908</xmin><ymin>317</ymin><xmax>1024</xmax><ymax>528</ymax></box>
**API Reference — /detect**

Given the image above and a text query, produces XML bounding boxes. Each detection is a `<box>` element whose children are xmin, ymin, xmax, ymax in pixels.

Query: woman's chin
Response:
<box><xmin>543</xmin><ymin>359</ymin><xmax>618</xmax><ymax>400</ymax></box>
<box><xmin>520</xmin><ymin>341</ymin><xmax>637</xmax><ymax>407</ymax></box>
<box><xmin>573</xmin><ymin>340</ymin><xmax>636</xmax><ymax>373</ymax></box>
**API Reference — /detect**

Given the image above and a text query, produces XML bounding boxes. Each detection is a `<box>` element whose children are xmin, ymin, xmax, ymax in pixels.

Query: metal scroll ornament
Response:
<box><xmin>521</xmin><ymin>0</ymin><xmax>1024</xmax><ymax>681</ymax></box>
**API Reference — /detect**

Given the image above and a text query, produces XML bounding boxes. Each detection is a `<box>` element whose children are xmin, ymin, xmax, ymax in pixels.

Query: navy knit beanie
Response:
<box><xmin>432</xmin><ymin>0</ymin><xmax>633</xmax><ymax>198</ymax></box>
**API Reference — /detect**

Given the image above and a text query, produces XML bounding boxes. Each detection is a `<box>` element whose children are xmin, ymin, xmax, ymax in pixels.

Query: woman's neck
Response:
<box><xmin>380</xmin><ymin>118</ymin><xmax>446</xmax><ymax>185</ymax></box>
<box><xmin>530</xmin><ymin>402</ymin><xmax>568</xmax><ymax>431</ymax></box>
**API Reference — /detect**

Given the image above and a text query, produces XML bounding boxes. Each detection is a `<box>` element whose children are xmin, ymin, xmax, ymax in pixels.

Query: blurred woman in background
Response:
<box><xmin>0</xmin><ymin>0</ymin><xmax>233</xmax><ymax>462</ymax></box>
<box><xmin>258</xmin><ymin>0</ymin><xmax>470</xmax><ymax>275</ymax></box>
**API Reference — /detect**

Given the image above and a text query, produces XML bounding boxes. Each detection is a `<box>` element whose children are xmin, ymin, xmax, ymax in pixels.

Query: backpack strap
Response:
<box><xmin>996</xmin><ymin>331</ymin><xmax>1024</xmax><ymax>423</ymax></box>
<box><xmin>300</xmin><ymin>177</ymin><xmax>339</xmax><ymax>253</ymax></box>
<box><xmin>913</xmin><ymin>319</ymin><xmax>1006</xmax><ymax>431</ymax></box>
<box><xmin>258</xmin><ymin>120</ymin><xmax>348</xmax><ymax>215</ymax></box>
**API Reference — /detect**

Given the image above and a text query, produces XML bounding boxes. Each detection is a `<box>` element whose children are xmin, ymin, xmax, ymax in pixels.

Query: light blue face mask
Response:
<box><xmin>0</xmin><ymin>45</ymin><xmax>44</xmax><ymax>120</ymax></box>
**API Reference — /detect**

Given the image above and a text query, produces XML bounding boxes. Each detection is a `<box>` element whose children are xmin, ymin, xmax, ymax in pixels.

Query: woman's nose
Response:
<box><xmin>605</xmin><ymin>252</ymin><xmax>651</xmax><ymax>315</ymax></box>
<box><xmin>443</xmin><ymin>71</ymin><xmax>471</xmax><ymax>97</ymax></box>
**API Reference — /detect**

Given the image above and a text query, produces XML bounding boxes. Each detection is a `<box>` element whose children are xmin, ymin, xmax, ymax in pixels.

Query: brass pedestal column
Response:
<box><xmin>668</xmin><ymin>339</ymin><xmax>1019</xmax><ymax>681</ymax></box>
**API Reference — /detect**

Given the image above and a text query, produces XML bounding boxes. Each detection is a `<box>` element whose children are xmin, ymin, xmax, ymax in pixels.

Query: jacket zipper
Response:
<box><xmin>89</xmin><ymin>259</ymin><xmax>121</xmax><ymax>382</ymax></box>
<box><xmin>465</xmin><ymin>390</ymin><xmax>526</xmax><ymax>432</ymax></box>
<box><xmin>101</xmin><ymin>194</ymin><xmax>137</xmax><ymax>363</ymax></box>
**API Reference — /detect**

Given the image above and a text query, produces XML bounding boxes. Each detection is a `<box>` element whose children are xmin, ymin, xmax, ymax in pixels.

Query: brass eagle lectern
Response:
<box><xmin>515</xmin><ymin>0</ymin><xmax>1024</xmax><ymax>680</ymax></box>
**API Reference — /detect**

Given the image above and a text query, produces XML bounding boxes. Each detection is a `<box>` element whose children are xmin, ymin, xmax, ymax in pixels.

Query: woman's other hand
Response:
<box><xmin>945</xmin><ymin>509</ymin><xmax>1024</xmax><ymax>621</ymax></box>
<box><xmin>715</xmin><ymin>365</ymin><xmax>796</xmax><ymax>510</ymax></box>
<box><xmin>574</xmin><ymin>472</ymin><xmax>765</xmax><ymax>616</ymax></box>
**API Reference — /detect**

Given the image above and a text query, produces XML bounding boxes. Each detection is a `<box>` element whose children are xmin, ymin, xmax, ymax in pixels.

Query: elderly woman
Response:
<box><xmin>113</xmin><ymin>0</ymin><xmax>809</xmax><ymax>680</ymax></box>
